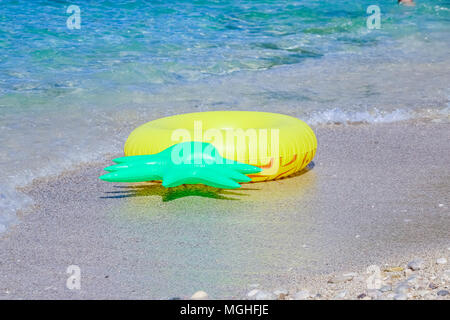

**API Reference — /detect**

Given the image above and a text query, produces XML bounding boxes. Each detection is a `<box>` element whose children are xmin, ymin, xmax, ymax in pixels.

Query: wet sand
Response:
<box><xmin>0</xmin><ymin>120</ymin><xmax>449</xmax><ymax>299</ymax></box>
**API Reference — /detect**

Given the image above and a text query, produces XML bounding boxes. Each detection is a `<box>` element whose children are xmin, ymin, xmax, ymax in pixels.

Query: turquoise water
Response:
<box><xmin>1</xmin><ymin>1</ymin><xmax>449</xmax><ymax>97</ymax></box>
<box><xmin>0</xmin><ymin>0</ymin><xmax>449</xmax><ymax>230</ymax></box>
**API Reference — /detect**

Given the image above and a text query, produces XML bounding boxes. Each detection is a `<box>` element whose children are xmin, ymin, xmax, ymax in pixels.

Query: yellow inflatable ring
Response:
<box><xmin>124</xmin><ymin>111</ymin><xmax>317</xmax><ymax>182</ymax></box>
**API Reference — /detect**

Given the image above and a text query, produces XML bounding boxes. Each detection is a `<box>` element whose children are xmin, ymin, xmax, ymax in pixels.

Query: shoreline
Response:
<box><xmin>0</xmin><ymin>119</ymin><xmax>449</xmax><ymax>299</ymax></box>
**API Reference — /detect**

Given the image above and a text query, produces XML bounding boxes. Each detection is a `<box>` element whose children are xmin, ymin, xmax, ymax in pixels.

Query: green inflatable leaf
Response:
<box><xmin>99</xmin><ymin>142</ymin><xmax>261</xmax><ymax>189</ymax></box>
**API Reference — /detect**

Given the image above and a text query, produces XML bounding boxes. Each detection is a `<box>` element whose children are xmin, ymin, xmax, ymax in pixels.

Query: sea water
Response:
<box><xmin>0</xmin><ymin>0</ymin><xmax>449</xmax><ymax>231</ymax></box>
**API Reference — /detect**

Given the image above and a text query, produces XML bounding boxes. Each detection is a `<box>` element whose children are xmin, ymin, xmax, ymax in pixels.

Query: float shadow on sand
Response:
<box><xmin>100</xmin><ymin>162</ymin><xmax>315</xmax><ymax>202</ymax></box>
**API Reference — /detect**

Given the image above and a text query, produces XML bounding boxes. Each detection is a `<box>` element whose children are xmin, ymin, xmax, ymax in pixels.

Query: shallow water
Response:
<box><xmin>0</xmin><ymin>0</ymin><xmax>449</xmax><ymax>230</ymax></box>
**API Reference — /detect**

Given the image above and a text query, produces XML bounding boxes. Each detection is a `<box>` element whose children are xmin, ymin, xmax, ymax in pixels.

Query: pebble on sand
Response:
<box><xmin>428</xmin><ymin>283</ymin><xmax>439</xmax><ymax>290</ymax></box>
<box><xmin>384</xmin><ymin>266</ymin><xmax>404</xmax><ymax>272</ymax></box>
<box><xmin>247</xmin><ymin>289</ymin><xmax>260</xmax><ymax>298</ymax></box>
<box><xmin>273</xmin><ymin>289</ymin><xmax>289</xmax><ymax>300</ymax></box>
<box><xmin>407</xmin><ymin>259</ymin><xmax>425</xmax><ymax>271</ymax></box>
<box><xmin>328</xmin><ymin>274</ymin><xmax>354</xmax><ymax>284</ymax></box>
<box><xmin>395</xmin><ymin>283</ymin><xmax>410</xmax><ymax>294</ymax></box>
<box><xmin>437</xmin><ymin>290</ymin><xmax>449</xmax><ymax>297</ymax></box>
<box><xmin>191</xmin><ymin>290</ymin><xmax>209</xmax><ymax>300</ymax></box>
<box><xmin>367</xmin><ymin>289</ymin><xmax>382</xmax><ymax>299</ymax></box>
<box><xmin>380</xmin><ymin>285</ymin><xmax>392</xmax><ymax>292</ymax></box>
<box><xmin>342</xmin><ymin>272</ymin><xmax>358</xmax><ymax>277</ymax></box>
<box><xmin>334</xmin><ymin>290</ymin><xmax>347</xmax><ymax>299</ymax></box>
<box><xmin>273</xmin><ymin>289</ymin><xmax>289</xmax><ymax>296</ymax></box>
<box><xmin>405</xmin><ymin>275</ymin><xmax>419</xmax><ymax>285</ymax></box>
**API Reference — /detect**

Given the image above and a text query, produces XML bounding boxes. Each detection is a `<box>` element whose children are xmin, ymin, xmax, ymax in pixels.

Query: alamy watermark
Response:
<box><xmin>66</xmin><ymin>265</ymin><xmax>81</xmax><ymax>290</ymax></box>
<box><xmin>66</xmin><ymin>5</ymin><xmax>81</xmax><ymax>30</ymax></box>
<box><xmin>366</xmin><ymin>265</ymin><xmax>384</xmax><ymax>289</ymax></box>
<box><xmin>366</xmin><ymin>5</ymin><xmax>381</xmax><ymax>30</ymax></box>
<box><xmin>171</xmin><ymin>121</ymin><xmax>280</xmax><ymax>174</ymax></box>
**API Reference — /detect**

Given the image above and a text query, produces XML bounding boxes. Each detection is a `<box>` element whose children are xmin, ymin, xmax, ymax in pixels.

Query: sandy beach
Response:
<box><xmin>0</xmin><ymin>119</ymin><xmax>448</xmax><ymax>299</ymax></box>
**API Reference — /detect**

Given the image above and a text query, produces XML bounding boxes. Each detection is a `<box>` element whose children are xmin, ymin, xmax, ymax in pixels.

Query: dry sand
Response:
<box><xmin>0</xmin><ymin>119</ymin><xmax>449</xmax><ymax>299</ymax></box>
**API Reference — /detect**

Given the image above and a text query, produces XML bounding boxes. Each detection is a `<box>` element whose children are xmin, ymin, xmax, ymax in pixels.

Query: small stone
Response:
<box><xmin>404</xmin><ymin>268</ymin><xmax>413</xmax><ymax>277</ymax></box>
<box><xmin>438</xmin><ymin>204</ymin><xmax>444</xmax><ymax>207</ymax></box>
<box><xmin>334</xmin><ymin>290</ymin><xmax>347</xmax><ymax>299</ymax></box>
<box><xmin>437</xmin><ymin>290</ymin><xmax>449</xmax><ymax>296</ymax></box>
<box><xmin>367</xmin><ymin>289</ymin><xmax>382</xmax><ymax>298</ymax></box>
<box><xmin>380</xmin><ymin>285</ymin><xmax>392</xmax><ymax>292</ymax></box>
<box><xmin>357</xmin><ymin>293</ymin><xmax>367</xmax><ymax>299</ymax></box>
<box><xmin>191</xmin><ymin>290</ymin><xmax>209</xmax><ymax>300</ymax></box>
<box><xmin>277</xmin><ymin>293</ymin><xmax>286</xmax><ymax>300</ymax></box>
<box><xmin>328</xmin><ymin>274</ymin><xmax>353</xmax><ymax>284</ymax></box>
<box><xmin>436</xmin><ymin>258</ymin><xmax>447</xmax><ymax>265</ymax></box>
<box><xmin>273</xmin><ymin>289</ymin><xmax>288</xmax><ymax>300</ymax></box>
<box><xmin>342</xmin><ymin>272</ymin><xmax>358</xmax><ymax>277</ymax></box>
<box><xmin>417</xmin><ymin>290</ymin><xmax>430</xmax><ymax>297</ymax></box>
<box><xmin>407</xmin><ymin>259</ymin><xmax>425</xmax><ymax>271</ymax></box>
<box><xmin>395</xmin><ymin>283</ymin><xmax>410</xmax><ymax>294</ymax></box>
<box><xmin>384</xmin><ymin>266</ymin><xmax>404</xmax><ymax>272</ymax></box>
<box><xmin>429</xmin><ymin>282</ymin><xmax>439</xmax><ymax>289</ymax></box>
<box><xmin>273</xmin><ymin>289</ymin><xmax>289</xmax><ymax>296</ymax></box>
<box><xmin>405</xmin><ymin>275</ymin><xmax>419</xmax><ymax>285</ymax></box>
<box><xmin>394</xmin><ymin>293</ymin><xmax>407</xmax><ymax>300</ymax></box>
<box><xmin>253</xmin><ymin>290</ymin><xmax>276</xmax><ymax>300</ymax></box>
<box><xmin>247</xmin><ymin>289</ymin><xmax>260</xmax><ymax>298</ymax></box>
<box><xmin>292</xmin><ymin>290</ymin><xmax>310</xmax><ymax>300</ymax></box>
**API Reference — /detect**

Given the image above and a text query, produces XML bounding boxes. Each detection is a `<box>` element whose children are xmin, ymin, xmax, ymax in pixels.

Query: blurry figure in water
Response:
<box><xmin>398</xmin><ymin>0</ymin><xmax>415</xmax><ymax>6</ymax></box>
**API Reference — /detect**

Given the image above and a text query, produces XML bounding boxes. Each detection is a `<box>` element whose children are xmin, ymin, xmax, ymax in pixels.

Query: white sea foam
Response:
<box><xmin>307</xmin><ymin>108</ymin><xmax>413</xmax><ymax>125</ymax></box>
